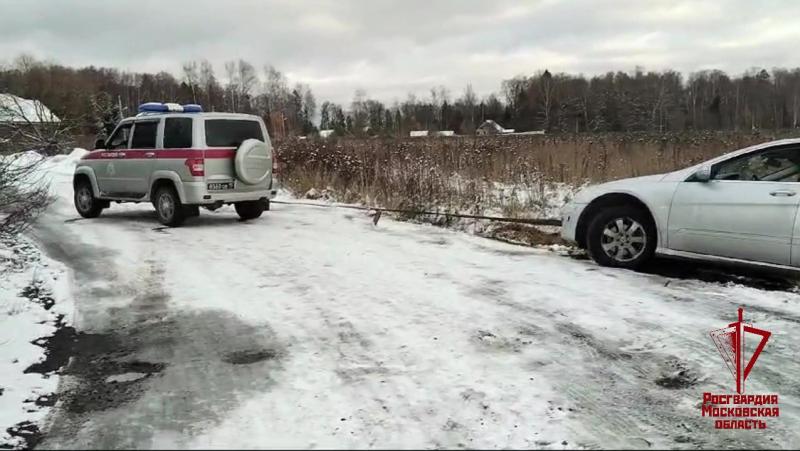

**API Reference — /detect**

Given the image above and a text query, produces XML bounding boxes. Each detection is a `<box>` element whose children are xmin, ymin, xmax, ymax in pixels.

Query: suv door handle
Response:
<box><xmin>770</xmin><ymin>190</ymin><xmax>796</xmax><ymax>197</ymax></box>
<box><xmin>144</xmin><ymin>152</ymin><xmax>156</xmax><ymax>158</ymax></box>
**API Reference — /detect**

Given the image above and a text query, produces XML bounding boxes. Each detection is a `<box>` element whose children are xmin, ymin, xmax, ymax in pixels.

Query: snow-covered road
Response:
<box><xmin>22</xmin><ymin>154</ymin><xmax>800</xmax><ymax>449</ymax></box>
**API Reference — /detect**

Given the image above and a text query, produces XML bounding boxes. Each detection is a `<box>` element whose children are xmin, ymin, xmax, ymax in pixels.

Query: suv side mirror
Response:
<box><xmin>695</xmin><ymin>165</ymin><xmax>712</xmax><ymax>182</ymax></box>
<box><xmin>94</xmin><ymin>138</ymin><xmax>106</xmax><ymax>150</ymax></box>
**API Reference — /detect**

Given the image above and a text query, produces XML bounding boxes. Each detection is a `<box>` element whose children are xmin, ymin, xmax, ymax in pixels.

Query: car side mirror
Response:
<box><xmin>94</xmin><ymin>138</ymin><xmax>106</xmax><ymax>150</ymax></box>
<box><xmin>695</xmin><ymin>165</ymin><xmax>712</xmax><ymax>182</ymax></box>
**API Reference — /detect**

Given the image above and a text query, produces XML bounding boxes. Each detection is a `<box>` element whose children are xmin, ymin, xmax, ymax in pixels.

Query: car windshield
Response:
<box><xmin>205</xmin><ymin>119</ymin><xmax>263</xmax><ymax>147</ymax></box>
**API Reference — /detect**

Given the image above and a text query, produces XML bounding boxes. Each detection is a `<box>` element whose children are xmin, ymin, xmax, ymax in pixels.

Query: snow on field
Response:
<box><xmin>4</xmin><ymin>150</ymin><xmax>799</xmax><ymax>448</ymax></box>
<box><xmin>0</xmin><ymin>235</ymin><xmax>72</xmax><ymax>449</ymax></box>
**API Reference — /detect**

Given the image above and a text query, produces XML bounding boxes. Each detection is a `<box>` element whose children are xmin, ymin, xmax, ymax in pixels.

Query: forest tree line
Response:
<box><xmin>3</xmin><ymin>54</ymin><xmax>800</xmax><ymax>140</ymax></box>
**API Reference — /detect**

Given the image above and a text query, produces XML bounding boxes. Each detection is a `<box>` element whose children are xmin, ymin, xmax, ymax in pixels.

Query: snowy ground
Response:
<box><xmin>0</xmin><ymin>234</ymin><xmax>72</xmax><ymax>449</ymax></box>
<box><xmin>5</xmin><ymin>151</ymin><xmax>800</xmax><ymax>448</ymax></box>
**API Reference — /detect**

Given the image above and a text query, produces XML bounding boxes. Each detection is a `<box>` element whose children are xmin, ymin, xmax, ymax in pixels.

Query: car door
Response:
<box><xmin>96</xmin><ymin>121</ymin><xmax>133</xmax><ymax>196</ymax></box>
<box><xmin>115</xmin><ymin>119</ymin><xmax>159</xmax><ymax>198</ymax></box>
<box><xmin>667</xmin><ymin>144</ymin><xmax>800</xmax><ymax>265</ymax></box>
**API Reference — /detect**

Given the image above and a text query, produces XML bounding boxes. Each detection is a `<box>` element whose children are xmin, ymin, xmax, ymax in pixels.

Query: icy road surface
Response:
<box><xmin>25</xmin><ymin>154</ymin><xmax>800</xmax><ymax>449</ymax></box>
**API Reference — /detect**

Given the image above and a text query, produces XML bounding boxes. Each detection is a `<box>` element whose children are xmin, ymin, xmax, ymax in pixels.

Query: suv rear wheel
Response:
<box><xmin>154</xmin><ymin>185</ymin><xmax>186</xmax><ymax>227</ymax></box>
<box><xmin>74</xmin><ymin>179</ymin><xmax>105</xmax><ymax>218</ymax></box>
<box><xmin>234</xmin><ymin>200</ymin><xmax>265</xmax><ymax>220</ymax></box>
<box><xmin>586</xmin><ymin>205</ymin><xmax>656</xmax><ymax>269</ymax></box>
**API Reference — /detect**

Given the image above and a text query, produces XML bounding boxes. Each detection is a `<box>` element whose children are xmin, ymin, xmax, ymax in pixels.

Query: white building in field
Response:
<box><xmin>476</xmin><ymin>119</ymin><xmax>513</xmax><ymax>135</ymax></box>
<box><xmin>409</xmin><ymin>130</ymin><xmax>456</xmax><ymax>137</ymax></box>
<box><xmin>0</xmin><ymin>94</ymin><xmax>60</xmax><ymax>124</ymax></box>
<box><xmin>513</xmin><ymin>130</ymin><xmax>546</xmax><ymax>135</ymax></box>
<box><xmin>319</xmin><ymin>129</ymin><xmax>335</xmax><ymax>139</ymax></box>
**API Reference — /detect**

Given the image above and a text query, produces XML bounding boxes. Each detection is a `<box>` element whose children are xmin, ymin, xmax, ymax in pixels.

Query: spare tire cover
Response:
<box><xmin>234</xmin><ymin>139</ymin><xmax>272</xmax><ymax>185</ymax></box>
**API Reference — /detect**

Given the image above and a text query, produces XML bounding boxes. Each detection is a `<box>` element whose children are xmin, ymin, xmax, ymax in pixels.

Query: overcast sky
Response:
<box><xmin>2</xmin><ymin>0</ymin><xmax>800</xmax><ymax>105</ymax></box>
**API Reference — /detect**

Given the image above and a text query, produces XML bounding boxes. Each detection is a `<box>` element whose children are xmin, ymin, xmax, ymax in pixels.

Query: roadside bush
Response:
<box><xmin>0</xmin><ymin>153</ymin><xmax>51</xmax><ymax>234</ymax></box>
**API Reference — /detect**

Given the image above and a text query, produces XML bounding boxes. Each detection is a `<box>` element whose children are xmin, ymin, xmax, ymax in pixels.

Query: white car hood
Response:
<box><xmin>571</xmin><ymin>173</ymin><xmax>668</xmax><ymax>204</ymax></box>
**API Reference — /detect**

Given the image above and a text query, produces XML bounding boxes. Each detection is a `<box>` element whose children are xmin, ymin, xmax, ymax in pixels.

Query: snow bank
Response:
<box><xmin>0</xmin><ymin>236</ymin><xmax>73</xmax><ymax>449</ymax></box>
<box><xmin>42</xmin><ymin>148</ymin><xmax>88</xmax><ymax>177</ymax></box>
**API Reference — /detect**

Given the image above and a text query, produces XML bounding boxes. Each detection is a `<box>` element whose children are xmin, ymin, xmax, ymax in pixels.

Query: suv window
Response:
<box><xmin>205</xmin><ymin>120</ymin><xmax>263</xmax><ymax>147</ymax></box>
<box><xmin>164</xmin><ymin>118</ymin><xmax>193</xmax><ymax>148</ymax></box>
<box><xmin>131</xmin><ymin>121</ymin><xmax>158</xmax><ymax>149</ymax></box>
<box><xmin>713</xmin><ymin>146</ymin><xmax>800</xmax><ymax>182</ymax></box>
<box><xmin>107</xmin><ymin>122</ymin><xmax>133</xmax><ymax>150</ymax></box>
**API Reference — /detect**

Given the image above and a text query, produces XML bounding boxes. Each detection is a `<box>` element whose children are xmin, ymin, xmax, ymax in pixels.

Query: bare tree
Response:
<box><xmin>182</xmin><ymin>61</ymin><xmax>200</xmax><ymax>103</ymax></box>
<box><xmin>461</xmin><ymin>83</ymin><xmax>478</xmax><ymax>132</ymax></box>
<box><xmin>237</xmin><ymin>60</ymin><xmax>258</xmax><ymax>112</ymax></box>
<box><xmin>224</xmin><ymin>61</ymin><xmax>238</xmax><ymax>111</ymax></box>
<box><xmin>264</xmin><ymin>65</ymin><xmax>289</xmax><ymax>112</ymax></box>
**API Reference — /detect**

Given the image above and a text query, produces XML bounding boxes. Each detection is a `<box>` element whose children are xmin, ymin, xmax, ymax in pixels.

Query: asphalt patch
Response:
<box><xmin>2</xmin><ymin>421</ymin><xmax>42</xmax><ymax>450</ymax></box>
<box><xmin>20</xmin><ymin>282</ymin><xmax>55</xmax><ymax>310</ymax></box>
<box><xmin>32</xmin><ymin>393</ymin><xmax>58</xmax><ymax>408</ymax></box>
<box><xmin>23</xmin><ymin>320</ymin><xmax>166</xmax><ymax>414</ymax></box>
<box><xmin>62</xmin><ymin>359</ymin><xmax>165</xmax><ymax>414</ymax></box>
<box><xmin>24</xmin><ymin>318</ymin><xmax>77</xmax><ymax>375</ymax></box>
<box><xmin>222</xmin><ymin>349</ymin><xmax>279</xmax><ymax>365</ymax></box>
<box><xmin>41</xmin><ymin>310</ymin><xmax>286</xmax><ymax>449</ymax></box>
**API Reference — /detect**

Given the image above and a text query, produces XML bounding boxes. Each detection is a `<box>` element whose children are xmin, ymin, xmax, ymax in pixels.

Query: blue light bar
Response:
<box><xmin>137</xmin><ymin>102</ymin><xmax>204</xmax><ymax>113</ymax></box>
<box><xmin>139</xmin><ymin>102</ymin><xmax>169</xmax><ymax>113</ymax></box>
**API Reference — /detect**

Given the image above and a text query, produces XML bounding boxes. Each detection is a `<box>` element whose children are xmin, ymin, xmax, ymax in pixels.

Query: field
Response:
<box><xmin>276</xmin><ymin>131</ymin><xmax>800</xmax><ymax>221</ymax></box>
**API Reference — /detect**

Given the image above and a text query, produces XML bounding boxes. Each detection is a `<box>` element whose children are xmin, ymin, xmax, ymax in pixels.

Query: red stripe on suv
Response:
<box><xmin>82</xmin><ymin>148</ymin><xmax>236</xmax><ymax>160</ymax></box>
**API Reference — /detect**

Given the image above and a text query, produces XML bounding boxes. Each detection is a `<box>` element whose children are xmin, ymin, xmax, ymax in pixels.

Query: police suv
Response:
<box><xmin>73</xmin><ymin>103</ymin><xmax>277</xmax><ymax>226</ymax></box>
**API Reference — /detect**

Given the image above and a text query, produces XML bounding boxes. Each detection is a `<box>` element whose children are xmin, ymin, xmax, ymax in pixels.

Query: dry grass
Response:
<box><xmin>276</xmin><ymin>130</ymin><xmax>800</xmax><ymax>245</ymax></box>
<box><xmin>277</xmin><ymin>130</ymin><xmax>797</xmax><ymax>219</ymax></box>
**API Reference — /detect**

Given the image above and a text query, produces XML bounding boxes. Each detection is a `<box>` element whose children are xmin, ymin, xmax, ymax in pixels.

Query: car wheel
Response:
<box><xmin>154</xmin><ymin>185</ymin><xmax>186</xmax><ymax>227</ymax></box>
<box><xmin>234</xmin><ymin>200</ymin><xmax>265</xmax><ymax>220</ymax></box>
<box><xmin>74</xmin><ymin>180</ymin><xmax>104</xmax><ymax>218</ymax></box>
<box><xmin>586</xmin><ymin>205</ymin><xmax>656</xmax><ymax>269</ymax></box>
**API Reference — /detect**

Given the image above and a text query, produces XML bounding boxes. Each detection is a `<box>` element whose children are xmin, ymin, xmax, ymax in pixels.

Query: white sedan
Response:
<box><xmin>561</xmin><ymin>138</ymin><xmax>800</xmax><ymax>269</ymax></box>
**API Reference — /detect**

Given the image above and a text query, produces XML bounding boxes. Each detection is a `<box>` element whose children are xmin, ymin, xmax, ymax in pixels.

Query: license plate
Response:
<box><xmin>207</xmin><ymin>182</ymin><xmax>234</xmax><ymax>191</ymax></box>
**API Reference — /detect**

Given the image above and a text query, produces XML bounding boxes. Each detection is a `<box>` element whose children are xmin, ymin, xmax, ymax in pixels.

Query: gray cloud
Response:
<box><xmin>1</xmin><ymin>0</ymin><xmax>799</xmax><ymax>105</ymax></box>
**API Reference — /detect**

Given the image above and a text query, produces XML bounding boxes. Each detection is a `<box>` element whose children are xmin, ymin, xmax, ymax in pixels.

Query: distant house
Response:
<box><xmin>319</xmin><ymin>129</ymin><xmax>335</xmax><ymax>139</ymax></box>
<box><xmin>476</xmin><ymin>120</ymin><xmax>513</xmax><ymax>135</ymax></box>
<box><xmin>1</xmin><ymin>94</ymin><xmax>61</xmax><ymax>152</ymax></box>
<box><xmin>0</xmin><ymin>94</ymin><xmax>60</xmax><ymax>124</ymax></box>
<box><xmin>410</xmin><ymin>130</ymin><xmax>454</xmax><ymax>137</ymax></box>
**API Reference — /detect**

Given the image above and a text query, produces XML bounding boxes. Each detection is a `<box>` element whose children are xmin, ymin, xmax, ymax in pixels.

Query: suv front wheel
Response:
<box><xmin>154</xmin><ymin>185</ymin><xmax>186</xmax><ymax>227</ymax></box>
<box><xmin>234</xmin><ymin>200</ymin><xmax>265</xmax><ymax>220</ymax></box>
<box><xmin>74</xmin><ymin>180</ymin><xmax>105</xmax><ymax>218</ymax></box>
<box><xmin>586</xmin><ymin>206</ymin><xmax>656</xmax><ymax>269</ymax></box>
